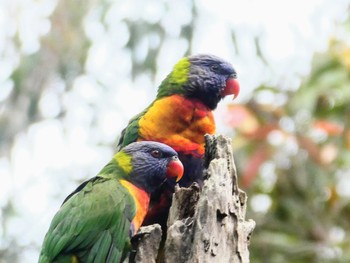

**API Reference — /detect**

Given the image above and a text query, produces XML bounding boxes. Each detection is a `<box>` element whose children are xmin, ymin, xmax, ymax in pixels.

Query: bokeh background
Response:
<box><xmin>1</xmin><ymin>0</ymin><xmax>350</xmax><ymax>262</ymax></box>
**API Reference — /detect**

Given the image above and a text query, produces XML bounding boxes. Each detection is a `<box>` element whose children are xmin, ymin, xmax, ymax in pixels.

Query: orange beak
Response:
<box><xmin>166</xmin><ymin>156</ymin><xmax>184</xmax><ymax>182</ymax></box>
<box><xmin>221</xmin><ymin>78</ymin><xmax>240</xmax><ymax>100</ymax></box>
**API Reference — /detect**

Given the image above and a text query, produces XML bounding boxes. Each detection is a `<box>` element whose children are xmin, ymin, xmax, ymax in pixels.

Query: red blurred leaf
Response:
<box><xmin>245</xmin><ymin>123</ymin><xmax>280</xmax><ymax>141</ymax></box>
<box><xmin>297</xmin><ymin>135</ymin><xmax>322</xmax><ymax>164</ymax></box>
<box><xmin>297</xmin><ymin>135</ymin><xmax>337</xmax><ymax>166</ymax></box>
<box><xmin>313</xmin><ymin>120</ymin><xmax>344</xmax><ymax>136</ymax></box>
<box><xmin>224</xmin><ymin>104</ymin><xmax>259</xmax><ymax>134</ymax></box>
<box><xmin>225</xmin><ymin>104</ymin><xmax>281</xmax><ymax>141</ymax></box>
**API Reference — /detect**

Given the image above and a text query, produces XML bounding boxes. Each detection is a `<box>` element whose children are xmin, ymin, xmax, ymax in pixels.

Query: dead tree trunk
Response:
<box><xmin>131</xmin><ymin>134</ymin><xmax>255</xmax><ymax>263</ymax></box>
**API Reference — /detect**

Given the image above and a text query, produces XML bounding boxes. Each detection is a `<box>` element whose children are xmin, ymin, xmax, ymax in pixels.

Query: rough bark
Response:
<box><xmin>131</xmin><ymin>134</ymin><xmax>255</xmax><ymax>263</ymax></box>
<box><xmin>129</xmin><ymin>224</ymin><xmax>163</xmax><ymax>263</ymax></box>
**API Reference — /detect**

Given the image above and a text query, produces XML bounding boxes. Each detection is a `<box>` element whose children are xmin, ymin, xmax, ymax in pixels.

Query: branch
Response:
<box><xmin>131</xmin><ymin>134</ymin><xmax>255</xmax><ymax>263</ymax></box>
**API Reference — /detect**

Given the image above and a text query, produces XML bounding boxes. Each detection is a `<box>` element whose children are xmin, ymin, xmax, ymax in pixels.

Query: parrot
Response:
<box><xmin>39</xmin><ymin>141</ymin><xmax>184</xmax><ymax>263</ymax></box>
<box><xmin>116</xmin><ymin>54</ymin><xmax>240</xmax><ymax>228</ymax></box>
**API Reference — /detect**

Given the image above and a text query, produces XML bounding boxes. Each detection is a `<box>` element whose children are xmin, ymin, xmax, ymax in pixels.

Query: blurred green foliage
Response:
<box><xmin>229</xmin><ymin>20</ymin><xmax>350</xmax><ymax>263</ymax></box>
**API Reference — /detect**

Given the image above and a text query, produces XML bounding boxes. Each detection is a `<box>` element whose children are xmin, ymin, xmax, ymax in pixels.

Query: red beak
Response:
<box><xmin>221</xmin><ymin>78</ymin><xmax>240</xmax><ymax>100</ymax></box>
<box><xmin>166</xmin><ymin>156</ymin><xmax>184</xmax><ymax>182</ymax></box>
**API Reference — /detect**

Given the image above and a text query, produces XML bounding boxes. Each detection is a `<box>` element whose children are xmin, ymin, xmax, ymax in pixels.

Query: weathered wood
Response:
<box><xmin>131</xmin><ymin>224</ymin><xmax>162</xmax><ymax>263</ymax></box>
<box><xmin>130</xmin><ymin>134</ymin><xmax>255</xmax><ymax>263</ymax></box>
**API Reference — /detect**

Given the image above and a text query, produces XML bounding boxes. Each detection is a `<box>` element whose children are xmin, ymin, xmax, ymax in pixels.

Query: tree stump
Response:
<box><xmin>130</xmin><ymin>224</ymin><xmax>162</xmax><ymax>263</ymax></box>
<box><xmin>131</xmin><ymin>134</ymin><xmax>255</xmax><ymax>263</ymax></box>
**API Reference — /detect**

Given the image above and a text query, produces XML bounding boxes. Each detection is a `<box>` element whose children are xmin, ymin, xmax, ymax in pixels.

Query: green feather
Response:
<box><xmin>156</xmin><ymin>57</ymin><xmax>190</xmax><ymax>99</ymax></box>
<box><xmin>117</xmin><ymin>57</ymin><xmax>191</xmax><ymax>151</ymax></box>
<box><xmin>114</xmin><ymin>151</ymin><xmax>132</xmax><ymax>174</ymax></box>
<box><xmin>116</xmin><ymin>110</ymin><xmax>145</xmax><ymax>151</ymax></box>
<box><xmin>169</xmin><ymin>57</ymin><xmax>190</xmax><ymax>84</ymax></box>
<box><xmin>39</xmin><ymin>165</ymin><xmax>135</xmax><ymax>263</ymax></box>
<box><xmin>40</xmin><ymin>141</ymin><xmax>179</xmax><ymax>262</ymax></box>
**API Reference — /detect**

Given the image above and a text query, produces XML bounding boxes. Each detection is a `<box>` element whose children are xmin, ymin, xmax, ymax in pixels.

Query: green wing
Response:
<box><xmin>116</xmin><ymin>107</ymin><xmax>150</xmax><ymax>151</ymax></box>
<box><xmin>39</xmin><ymin>178</ymin><xmax>136</xmax><ymax>263</ymax></box>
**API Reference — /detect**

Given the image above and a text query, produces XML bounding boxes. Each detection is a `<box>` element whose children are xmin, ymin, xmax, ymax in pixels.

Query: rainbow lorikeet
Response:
<box><xmin>117</xmin><ymin>54</ymin><xmax>240</xmax><ymax>228</ymax></box>
<box><xmin>39</xmin><ymin>141</ymin><xmax>183</xmax><ymax>263</ymax></box>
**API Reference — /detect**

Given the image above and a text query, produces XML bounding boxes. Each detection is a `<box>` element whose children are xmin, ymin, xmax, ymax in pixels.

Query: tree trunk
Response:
<box><xmin>131</xmin><ymin>134</ymin><xmax>255</xmax><ymax>263</ymax></box>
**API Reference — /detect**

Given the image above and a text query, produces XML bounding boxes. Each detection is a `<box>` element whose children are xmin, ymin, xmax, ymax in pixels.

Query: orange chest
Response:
<box><xmin>138</xmin><ymin>95</ymin><xmax>216</xmax><ymax>156</ymax></box>
<box><xmin>119</xmin><ymin>180</ymin><xmax>150</xmax><ymax>234</ymax></box>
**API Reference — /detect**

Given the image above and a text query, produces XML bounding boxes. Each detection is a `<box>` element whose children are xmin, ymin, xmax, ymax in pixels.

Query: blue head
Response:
<box><xmin>118</xmin><ymin>141</ymin><xmax>184</xmax><ymax>193</ymax></box>
<box><xmin>157</xmin><ymin>54</ymin><xmax>240</xmax><ymax>110</ymax></box>
<box><xmin>186</xmin><ymin>54</ymin><xmax>239</xmax><ymax>109</ymax></box>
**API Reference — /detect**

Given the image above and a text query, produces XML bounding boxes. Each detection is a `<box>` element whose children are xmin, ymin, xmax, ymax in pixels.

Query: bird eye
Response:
<box><xmin>210</xmin><ymin>65</ymin><xmax>219</xmax><ymax>72</ymax></box>
<box><xmin>151</xmin><ymin>150</ymin><xmax>162</xmax><ymax>158</ymax></box>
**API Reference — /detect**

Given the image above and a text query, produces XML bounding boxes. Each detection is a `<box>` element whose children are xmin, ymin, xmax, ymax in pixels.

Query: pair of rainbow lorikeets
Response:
<box><xmin>39</xmin><ymin>54</ymin><xmax>240</xmax><ymax>262</ymax></box>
